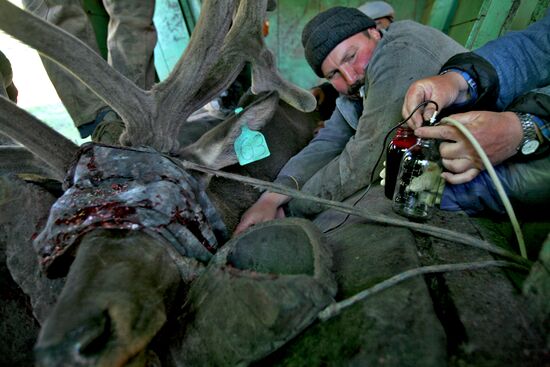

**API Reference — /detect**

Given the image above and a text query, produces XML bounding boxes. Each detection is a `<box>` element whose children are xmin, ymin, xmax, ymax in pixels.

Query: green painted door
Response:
<box><xmin>84</xmin><ymin>0</ymin><xmax>549</xmax><ymax>87</ymax></box>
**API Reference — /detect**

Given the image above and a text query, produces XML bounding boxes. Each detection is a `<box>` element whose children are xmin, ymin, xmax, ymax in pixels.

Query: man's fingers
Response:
<box><xmin>403</xmin><ymin>86</ymin><xmax>429</xmax><ymax>127</ymax></box>
<box><xmin>234</xmin><ymin>212</ymin><xmax>260</xmax><ymax>235</ymax></box>
<box><xmin>234</xmin><ymin>219</ymin><xmax>252</xmax><ymax>236</ymax></box>
<box><xmin>421</xmin><ymin>106</ymin><xmax>438</xmax><ymax>124</ymax></box>
<box><xmin>406</xmin><ymin>108</ymin><xmax>433</xmax><ymax>129</ymax></box>
<box><xmin>441</xmin><ymin>168</ymin><xmax>480</xmax><ymax>184</ymax></box>
<box><xmin>441</xmin><ymin>157</ymin><xmax>479</xmax><ymax>173</ymax></box>
<box><xmin>447</xmin><ymin>111</ymin><xmax>479</xmax><ymax>125</ymax></box>
<box><xmin>406</xmin><ymin>115</ymin><xmax>423</xmax><ymax>129</ymax></box>
<box><xmin>415</xmin><ymin>125</ymin><xmax>459</xmax><ymax>140</ymax></box>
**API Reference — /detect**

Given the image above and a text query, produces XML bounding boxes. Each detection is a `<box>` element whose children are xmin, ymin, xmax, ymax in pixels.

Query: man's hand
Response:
<box><xmin>402</xmin><ymin>72</ymin><xmax>470</xmax><ymax>128</ymax></box>
<box><xmin>233</xmin><ymin>192</ymin><xmax>290</xmax><ymax>236</ymax></box>
<box><xmin>414</xmin><ymin>111</ymin><xmax>523</xmax><ymax>184</ymax></box>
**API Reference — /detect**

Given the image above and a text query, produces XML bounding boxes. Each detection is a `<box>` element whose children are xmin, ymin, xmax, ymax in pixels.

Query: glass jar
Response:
<box><xmin>384</xmin><ymin>126</ymin><xmax>417</xmax><ymax>199</ymax></box>
<box><xmin>392</xmin><ymin>138</ymin><xmax>443</xmax><ymax>220</ymax></box>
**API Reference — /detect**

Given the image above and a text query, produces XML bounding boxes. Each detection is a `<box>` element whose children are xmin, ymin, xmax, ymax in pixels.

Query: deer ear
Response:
<box><xmin>0</xmin><ymin>97</ymin><xmax>78</xmax><ymax>181</ymax></box>
<box><xmin>180</xmin><ymin>91</ymin><xmax>279</xmax><ymax>170</ymax></box>
<box><xmin>250</xmin><ymin>49</ymin><xmax>317</xmax><ymax>113</ymax></box>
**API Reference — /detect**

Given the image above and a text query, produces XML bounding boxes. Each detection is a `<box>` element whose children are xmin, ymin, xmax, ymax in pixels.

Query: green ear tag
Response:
<box><xmin>234</xmin><ymin>125</ymin><xmax>270</xmax><ymax>165</ymax></box>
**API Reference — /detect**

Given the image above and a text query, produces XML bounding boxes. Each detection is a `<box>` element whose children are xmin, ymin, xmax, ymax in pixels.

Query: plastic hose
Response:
<box><xmin>441</xmin><ymin>117</ymin><xmax>527</xmax><ymax>259</ymax></box>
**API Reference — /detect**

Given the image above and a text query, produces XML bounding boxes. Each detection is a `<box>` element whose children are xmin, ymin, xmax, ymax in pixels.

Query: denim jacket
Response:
<box><xmin>475</xmin><ymin>8</ymin><xmax>550</xmax><ymax>110</ymax></box>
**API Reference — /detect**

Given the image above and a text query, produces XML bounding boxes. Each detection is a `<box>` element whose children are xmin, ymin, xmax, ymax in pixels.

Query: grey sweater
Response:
<box><xmin>275</xmin><ymin>20</ymin><xmax>467</xmax><ymax>216</ymax></box>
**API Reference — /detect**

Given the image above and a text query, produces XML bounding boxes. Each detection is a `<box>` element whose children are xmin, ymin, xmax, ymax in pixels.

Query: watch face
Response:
<box><xmin>521</xmin><ymin>140</ymin><xmax>540</xmax><ymax>155</ymax></box>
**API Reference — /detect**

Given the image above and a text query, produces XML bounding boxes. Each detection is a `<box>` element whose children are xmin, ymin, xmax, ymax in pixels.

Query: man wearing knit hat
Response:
<box><xmin>235</xmin><ymin>6</ymin><xmax>465</xmax><ymax>233</ymax></box>
<box><xmin>309</xmin><ymin>1</ymin><xmax>395</xmax><ymax>121</ymax></box>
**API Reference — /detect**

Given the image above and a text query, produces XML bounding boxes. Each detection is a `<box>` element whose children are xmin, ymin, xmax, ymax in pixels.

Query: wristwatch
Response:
<box><xmin>515</xmin><ymin>112</ymin><xmax>540</xmax><ymax>155</ymax></box>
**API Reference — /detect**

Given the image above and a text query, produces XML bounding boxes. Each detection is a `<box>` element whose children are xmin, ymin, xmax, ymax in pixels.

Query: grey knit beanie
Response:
<box><xmin>302</xmin><ymin>7</ymin><xmax>376</xmax><ymax>77</ymax></box>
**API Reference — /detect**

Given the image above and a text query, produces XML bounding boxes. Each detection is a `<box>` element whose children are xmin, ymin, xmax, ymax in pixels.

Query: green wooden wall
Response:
<box><xmin>265</xmin><ymin>0</ymin><xmax>548</xmax><ymax>87</ymax></box>
<box><xmin>153</xmin><ymin>0</ymin><xmax>190</xmax><ymax>80</ymax></box>
<box><xmin>426</xmin><ymin>0</ymin><xmax>549</xmax><ymax>48</ymax></box>
<box><xmin>83</xmin><ymin>0</ymin><xmax>548</xmax><ymax>88</ymax></box>
<box><xmin>264</xmin><ymin>0</ymin><xmax>429</xmax><ymax>88</ymax></box>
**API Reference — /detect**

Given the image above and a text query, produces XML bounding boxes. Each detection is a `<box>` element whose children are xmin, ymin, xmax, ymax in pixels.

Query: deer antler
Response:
<box><xmin>251</xmin><ymin>46</ymin><xmax>317</xmax><ymax>113</ymax></box>
<box><xmin>153</xmin><ymin>0</ymin><xmax>316</xmax><ymax>153</ymax></box>
<box><xmin>229</xmin><ymin>0</ymin><xmax>316</xmax><ymax>112</ymax></box>
<box><xmin>0</xmin><ymin>0</ymin><xmax>152</xmax><ymax>132</ymax></box>
<box><xmin>140</xmin><ymin>0</ymin><xmax>239</xmax><ymax>153</ymax></box>
<box><xmin>0</xmin><ymin>0</ymin><xmax>315</xmax><ymax>155</ymax></box>
<box><xmin>0</xmin><ymin>96</ymin><xmax>78</xmax><ymax>180</ymax></box>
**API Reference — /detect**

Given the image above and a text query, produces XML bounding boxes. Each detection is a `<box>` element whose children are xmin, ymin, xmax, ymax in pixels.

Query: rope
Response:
<box><xmin>179</xmin><ymin>160</ymin><xmax>531</xmax><ymax>267</ymax></box>
<box><xmin>318</xmin><ymin>260</ymin><xmax>528</xmax><ymax>321</ymax></box>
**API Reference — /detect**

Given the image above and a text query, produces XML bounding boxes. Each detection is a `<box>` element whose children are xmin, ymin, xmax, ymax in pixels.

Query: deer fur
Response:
<box><xmin>0</xmin><ymin>1</ymin><xmax>322</xmax><ymax>365</ymax></box>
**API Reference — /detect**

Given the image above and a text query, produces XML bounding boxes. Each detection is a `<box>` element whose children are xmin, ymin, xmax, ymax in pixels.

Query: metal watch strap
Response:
<box><xmin>515</xmin><ymin>112</ymin><xmax>540</xmax><ymax>155</ymax></box>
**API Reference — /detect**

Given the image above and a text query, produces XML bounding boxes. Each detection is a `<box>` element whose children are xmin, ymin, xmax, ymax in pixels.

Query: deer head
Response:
<box><xmin>0</xmin><ymin>1</ymin><xmax>320</xmax><ymax>366</ymax></box>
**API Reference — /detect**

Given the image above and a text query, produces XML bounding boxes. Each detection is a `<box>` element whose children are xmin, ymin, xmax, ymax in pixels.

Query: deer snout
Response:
<box><xmin>34</xmin><ymin>230</ymin><xmax>182</xmax><ymax>367</ymax></box>
<box><xmin>35</xmin><ymin>311</ymin><xmax>110</xmax><ymax>367</ymax></box>
<box><xmin>35</xmin><ymin>308</ymin><xmax>163</xmax><ymax>367</ymax></box>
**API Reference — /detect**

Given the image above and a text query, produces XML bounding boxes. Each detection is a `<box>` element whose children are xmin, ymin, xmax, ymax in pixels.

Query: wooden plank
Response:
<box><xmin>427</xmin><ymin>0</ymin><xmax>458</xmax><ymax>32</ymax></box>
<box><xmin>465</xmin><ymin>0</ymin><xmax>520</xmax><ymax>49</ymax></box>
<box><xmin>154</xmin><ymin>0</ymin><xmax>190</xmax><ymax>81</ymax></box>
<box><xmin>531</xmin><ymin>0</ymin><xmax>550</xmax><ymax>21</ymax></box>
<box><xmin>508</xmin><ymin>0</ymin><xmax>539</xmax><ymax>30</ymax></box>
<box><xmin>444</xmin><ymin>0</ymin><xmax>483</xmax><ymax>46</ymax></box>
<box><xmin>447</xmin><ymin>21</ymin><xmax>477</xmax><ymax>46</ymax></box>
<box><xmin>390</xmin><ymin>0</ymin><xmax>428</xmax><ymax>22</ymax></box>
<box><xmin>450</xmin><ymin>0</ymin><xmax>484</xmax><ymax>24</ymax></box>
<box><xmin>420</xmin><ymin>0</ymin><xmax>436</xmax><ymax>24</ymax></box>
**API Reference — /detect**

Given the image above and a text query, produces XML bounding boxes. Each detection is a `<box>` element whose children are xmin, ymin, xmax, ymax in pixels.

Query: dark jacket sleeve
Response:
<box><xmin>440</xmin><ymin>52</ymin><xmax>500</xmax><ymax>112</ymax></box>
<box><xmin>506</xmin><ymin>90</ymin><xmax>550</xmax><ymax>122</ymax></box>
<box><xmin>507</xmin><ymin>86</ymin><xmax>550</xmax><ymax>152</ymax></box>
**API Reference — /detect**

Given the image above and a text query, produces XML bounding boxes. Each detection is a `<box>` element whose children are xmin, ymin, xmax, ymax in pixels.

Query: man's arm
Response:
<box><xmin>475</xmin><ymin>8</ymin><xmax>550</xmax><ymax>110</ymax></box>
<box><xmin>234</xmin><ymin>102</ymin><xmax>356</xmax><ymax>234</ymax></box>
<box><xmin>274</xmin><ymin>103</ymin><xmax>357</xmax><ymax>189</ymax></box>
<box><xmin>507</xmin><ymin>85</ymin><xmax>550</xmax><ymax>142</ymax></box>
<box><xmin>440</xmin><ymin>87</ymin><xmax>550</xmax><ymax>214</ymax></box>
<box><xmin>290</xmin><ymin>39</ymin><xmax>452</xmax><ymax>216</ymax></box>
<box><xmin>403</xmin><ymin>8</ymin><xmax>550</xmax><ymax>122</ymax></box>
<box><xmin>234</xmin><ymin>191</ymin><xmax>289</xmax><ymax>235</ymax></box>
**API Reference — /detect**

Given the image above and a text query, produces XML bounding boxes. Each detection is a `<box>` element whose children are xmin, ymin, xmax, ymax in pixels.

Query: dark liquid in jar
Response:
<box><xmin>385</xmin><ymin>127</ymin><xmax>417</xmax><ymax>199</ymax></box>
<box><xmin>385</xmin><ymin>145</ymin><xmax>405</xmax><ymax>199</ymax></box>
